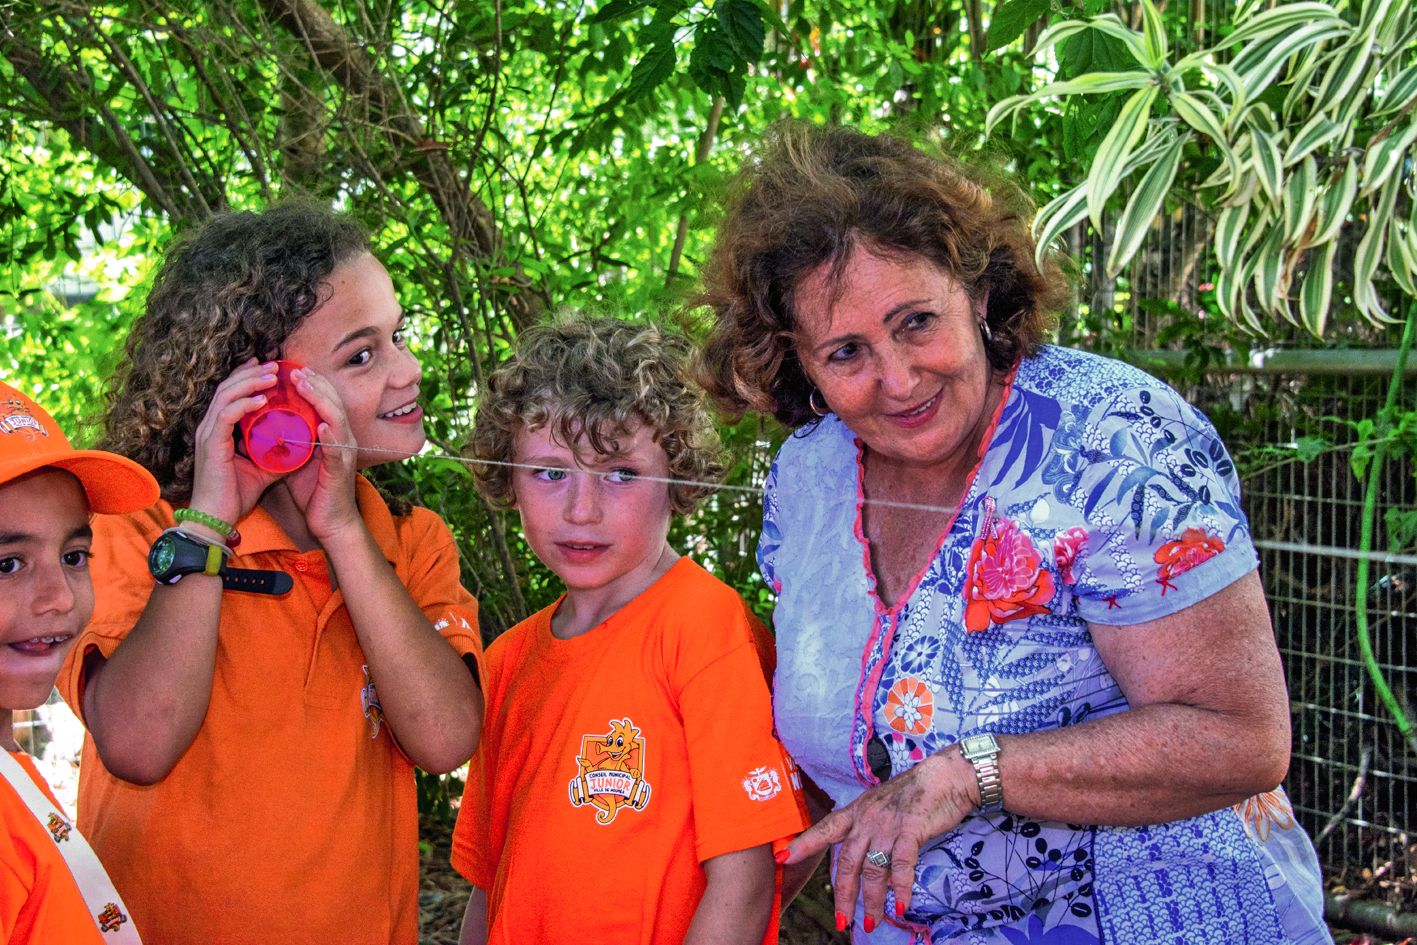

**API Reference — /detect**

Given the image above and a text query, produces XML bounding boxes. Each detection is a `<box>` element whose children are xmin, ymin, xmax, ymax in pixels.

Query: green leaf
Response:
<box><xmin>1169</xmin><ymin>90</ymin><xmax>1227</xmax><ymax>142</ymax></box>
<box><xmin>1386</xmin><ymin>211</ymin><xmax>1417</xmax><ymax>297</ymax></box>
<box><xmin>717</xmin><ymin>0</ymin><xmax>765</xmax><ymax>63</ymax></box>
<box><xmin>987</xmin><ymin>0</ymin><xmax>1052</xmax><ymax>51</ymax></box>
<box><xmin>1031</xmin><ymin>185</ymin><xmax>1090</xmax><ymax>271</ymax></box>
<box><xmin>621</xmin><ymin>38</ymin><xmax>677</xmax><ymax>104</ymax></box>
<box><xmin>1312</xmin><ymin>36</ymin><xmax>1374</xmax><ymax>115</ymax></box>
<box><xmin>1220</xmin><ymin>2</ymin><xmax>1347</xmax><ymax>49</ymax></box>
<box><xmin>1107</xmin><ymin>131</ymin><xmax>1186</xmax><ymax>277</ymax></box>
<box><xmin>1299</xmin><ymin>240</ymin><xmax>1336</xmax><ymax>336</ymax></box>
<box><xmin>1249</xmin><ymin>223</ymin><xmax>1288</xmax><ymax>316</ymax></box>
<box><xmin>1359</xmin><ymin>122</ymin><xmax>1417</xmax><ymax>197</ymax></box>
<box><xmin>1282</xmin><ymin>114</ymin><xmax>1340</xmax><ymax>166</ymax></box>
<box><xmin>1086</xmin><ymin>84</ymin><xmax>1159</xmax><ymax>229</ymax></box>
<box><xmin>1353</xmin><ymin>175</ymin><xmax>1400</xmax><ymax>325</ymax></box>
<box><xmin>1376</xmin><ymin>62</ymin><xmax>1417</xmax><ymax>117</ymax></box>
<box><xmin>1249</xmin><ymin>125</ymin><xmax>1284</xmax><ymax>206</ymax></box>
<box><xmin>1058</xmin><ymin>27</ymin><xmax>1136</xmax><ymax>77</ymax></box>
<box><xmin>1311</xmin><ymin>157</ymin><xmax>1359</xmax><ymax>246</ymax></box>
<box><xmin>1137</xmin><ymin>0</ymin><xmax>1168</xmax><ymax>67</ymax></box>
<box><xmin>691</xmin><ymin>19</ymin><xmax>736</xmax><ymax>73</ymax></box>
<box><xmin>1033</xmin><ymin>14</ymin><xmax>1149</xmax><ymax>67</ymax></box>
<box><xmin>588</xmin><ymin>0</ymin><xmax>652</xmax><ymax>24</ymax></box>
<box><xmin>1214</xmin><ymin>202</ymin><xmax>1250</xmax><ymax>267</ymax></box>
<box><xmin>1295</xmin><ymin>435</ymin><xmax>1329</xmax><ymax>463</ymax></box>
<box><xmin>1282</xmin><ymin>155</ymin><xmax>1318</xmax><ymax>245</ymax></box>
<box><xmin>1231</xmin><ymin>19</ymin><xmax>1351</xmax><ymax>92</ymax></box>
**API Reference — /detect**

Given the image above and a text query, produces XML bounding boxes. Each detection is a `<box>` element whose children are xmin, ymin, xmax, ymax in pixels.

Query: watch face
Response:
<box><xmin>150</xmin><ymin>536</ymin><xmax>175</xmax><ymax>573</ymax></box>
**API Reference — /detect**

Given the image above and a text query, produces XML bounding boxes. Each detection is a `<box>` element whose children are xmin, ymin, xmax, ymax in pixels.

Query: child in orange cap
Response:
<box><xmin>451</xmin><ymin>316</ymin><xmax>809</xmax><ymax>945</ymax></box>
<box><xmin>56</xmin><ymin>202</ymin><xmax>485</xmax><ymax>945</ymax></box>
<box><xmin>0</xmin><ymin>380</ymin><xmax>159</xmax><ymax>944</ymax></box>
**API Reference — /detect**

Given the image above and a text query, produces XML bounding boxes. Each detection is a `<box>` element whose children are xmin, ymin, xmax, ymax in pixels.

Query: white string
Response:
<box><xmin>286</xmin><ymin>440</ymin><xmax>1417</xmax><ymax>564</ymax></box>
<box><xmin>285</xmin><ymin>440</ymin><xmax>968</xmax><ymax>515</ymax></box>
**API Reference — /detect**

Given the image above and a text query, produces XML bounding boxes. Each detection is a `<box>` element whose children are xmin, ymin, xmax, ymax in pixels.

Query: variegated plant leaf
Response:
<box><xmin>1299</xmin><ymin>240</ymin><xmax>1338</xmax><ymax>335</ymax></box>
<box><xmin>1086</xmin><ymin>85</ymin><xmax>1160</xmax><ymax>229</ymax></box>
<box><xmin>1107</xmin><ymin>131</ymin><xmax>1188</xmax><ymax>277</ymax></box>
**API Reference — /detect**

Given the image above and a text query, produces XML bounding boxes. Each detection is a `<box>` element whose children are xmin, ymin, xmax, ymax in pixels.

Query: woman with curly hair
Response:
<box><xmin>697</xmin><ymin>123</ymin><xmax>1330</xmax><ymax>944</ymax></box>
<box><xmin>57</xmin><ymin>201</ymin><xmax>484</xmax><ymax>945</ymax></box>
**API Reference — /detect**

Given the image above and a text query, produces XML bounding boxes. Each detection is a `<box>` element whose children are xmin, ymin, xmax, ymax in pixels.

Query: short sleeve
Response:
<box><xmin>450</xmin><ymin>738</ymin><xmax>496</xmax><ymax>888</ymax></box>
<box><xmin>757</xmin><ymin>459</ymin><xmax>784</xmax><ymax>596</ymax></box>
<box><xmin>400</xmin><ymin>509</ymin><xmax>484</xmax><ymax>680</ymax></box>
<box><xmin>675</xmin><ymin>603</ymin><xmax>809</xmax><ymax>863</ymax></box>
<box><xmin>1063</xmin><ymin>382</ymin><xmax>1259</xmax><ymax>626</ymax></box>
<box><xmin>57</xmin><ymin>506</ymin><xmax>166</xmax><ymax>720</ymax></box>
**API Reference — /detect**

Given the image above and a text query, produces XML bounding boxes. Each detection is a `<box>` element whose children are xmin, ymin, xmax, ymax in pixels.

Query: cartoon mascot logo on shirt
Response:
<box><xmin>568</xmin><ymin>717</ymin><xmax>652</xmax><ymax>825</ymax></box>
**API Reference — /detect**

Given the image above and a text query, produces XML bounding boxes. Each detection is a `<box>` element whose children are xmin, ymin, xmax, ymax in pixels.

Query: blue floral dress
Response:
<box><xmin>762</xmin><ymin>346</ymin><xmax>1331</xmax><ymax>944</ymax></box>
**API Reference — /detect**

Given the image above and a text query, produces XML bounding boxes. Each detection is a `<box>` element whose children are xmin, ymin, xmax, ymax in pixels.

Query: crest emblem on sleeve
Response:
<box><xmin>742</xmin><ymin>765</ymin><xmax>783</xmax><ymax>802</ymax></box>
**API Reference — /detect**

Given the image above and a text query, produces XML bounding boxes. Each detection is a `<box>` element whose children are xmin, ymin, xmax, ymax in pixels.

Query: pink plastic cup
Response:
<box><xmin>238</xmin><ymin>360</ymin><xmax>318</xmax><ymax>474</ymax></box>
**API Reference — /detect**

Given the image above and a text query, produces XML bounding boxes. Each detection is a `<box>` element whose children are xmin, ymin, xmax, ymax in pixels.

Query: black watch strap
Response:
<box><xmin>220</xmin><ymin>567</ymin><xmax>293</xmax><ymax>596</ymax></box>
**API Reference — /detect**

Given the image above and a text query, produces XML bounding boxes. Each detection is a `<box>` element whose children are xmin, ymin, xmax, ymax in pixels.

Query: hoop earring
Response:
<box><xmin>808</xmin><ymin>388</ymin><xmax>831</xmax><ymax>418</ymax></box>
<box><xmin>978</xmin><ymin>319</ymin><xmax>993</xmax><ymax>345</ymax></box>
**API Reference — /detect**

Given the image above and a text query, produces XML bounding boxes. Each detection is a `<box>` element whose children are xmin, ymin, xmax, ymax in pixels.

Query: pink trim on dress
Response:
<box><xmin>846</xmin><ymin>364</ymin><xmax>1020</xmax><ymax>788</ymax></box>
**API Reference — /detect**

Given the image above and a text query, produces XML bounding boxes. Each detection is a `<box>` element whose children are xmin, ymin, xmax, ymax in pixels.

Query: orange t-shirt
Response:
<box><xmin>451</xmin><ymin>557</ymin><xmax>809</xmax><ymax>945</ymax></box>
<box><xmin>58</xmin><ymin>477</ymin><xmax>482</xmax><ymax>945</ymax></box>
<box><xmin>0</xmin><ymin>752</ymin><xmax>109</xmax><ymax>945</ymax></box>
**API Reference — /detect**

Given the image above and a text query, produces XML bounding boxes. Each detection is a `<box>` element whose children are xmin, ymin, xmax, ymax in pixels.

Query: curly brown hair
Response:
<box><xmin>470</xmin><ymin>315</ymin><xmax>726</xmax><ymax>514</ymax></box>
<box><xmin>695</xmin><ymin>121</ymin><xmax>1073</xmax><ymax>428</ymax></box>
<box><xmin>101</xmin><ymin>201</ymin><xmax>370</xmax><ymax>501</ymax></box>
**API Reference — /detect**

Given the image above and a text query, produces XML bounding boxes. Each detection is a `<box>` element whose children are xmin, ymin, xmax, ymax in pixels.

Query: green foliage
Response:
<box><xmin>990</xmin><ymin>0</ymin><xmax>1417</xmax><ymax>335</ymax></box>
<box><xmin>14</xmin><ymin>0</ymin><xmax>1414</xmax><ymax>804</ymax></box>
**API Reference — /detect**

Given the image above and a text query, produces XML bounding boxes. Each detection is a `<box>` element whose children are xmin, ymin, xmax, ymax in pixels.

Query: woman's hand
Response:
<box><xmin>188</xmin><ymin>358</ymin><xmax>284</xmax><ymax>527</ymax></box>
<box><xmin>285</xmin><ymin>366</ymin><xmax>361</xmax><ymax>542</ymax></box>
<box><xmin>780</xmin><ymin>749</ymin><xmax>979</xmax><ymax>933</ymax></box>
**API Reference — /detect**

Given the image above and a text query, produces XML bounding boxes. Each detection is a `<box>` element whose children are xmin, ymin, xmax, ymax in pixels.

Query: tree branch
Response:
<box><xmin>258</xmin><ymin>0</ymin><xmax>544</xmax><ymax>326</ymax></box>
<box><xmin>0</xmin><ymin>15</ymin><xmax>200</xmax><ymax>222</ymax></box>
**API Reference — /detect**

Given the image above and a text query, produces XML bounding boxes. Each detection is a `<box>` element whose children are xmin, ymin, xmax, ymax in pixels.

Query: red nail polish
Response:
<box><xmin>864</xmin><ymin>915</ymin><xmax>876</xmax><ymax>933</ymax></box>
<box><xmin>773</xmin><ymin>848</ymin><xmax>791</xmax><ymax>865</ymax></box>
<box><xmin>895</xmin><ymin>900</ymin><xmax>907</xmax><ymax>917</ymax></box>
<box><xmin>835</xmin><ymin>911</ymin><xmax>848</xmax><ymax>932</ymax></box>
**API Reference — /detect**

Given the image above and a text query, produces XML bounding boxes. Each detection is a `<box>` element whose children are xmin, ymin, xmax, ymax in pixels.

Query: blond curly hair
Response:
<box><xmin>100</xmin><ymin>201</ymin><xmax>370</xmax><ymax>501</ymax></box>
<box><xmin>470</xmin><ymin>315</ymin><xmax>726</xmax><ymax>514</ymax></box>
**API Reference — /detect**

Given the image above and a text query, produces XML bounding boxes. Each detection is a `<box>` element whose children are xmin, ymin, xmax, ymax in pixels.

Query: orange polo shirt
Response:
<box><xmin>58</xmin><ymin>477</ymin><xmax>482</xmax><ymax>945</ymax></box>
<box><xmin>451</xmin><ymin>558</ymin><xmax>809</xmax><ymax>945</ymax></box>
<box><xmin>0</xmin><ymin>753</ymin><xmax>109</xmax><ymax>945</ymax></box>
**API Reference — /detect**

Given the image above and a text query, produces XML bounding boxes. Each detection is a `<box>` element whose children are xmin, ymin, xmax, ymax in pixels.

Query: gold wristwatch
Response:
<box><xmin>959</xmin><ymin>733</ymin><xmax>1004</xmax><ymax>813</ymax></box>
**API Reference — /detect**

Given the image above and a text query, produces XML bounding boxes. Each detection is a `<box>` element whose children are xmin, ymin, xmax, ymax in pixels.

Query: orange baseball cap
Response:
<box><xmin>0</xmin><ymin>380</ymin><xmax>159</xmax><ymax>514</ymax></box>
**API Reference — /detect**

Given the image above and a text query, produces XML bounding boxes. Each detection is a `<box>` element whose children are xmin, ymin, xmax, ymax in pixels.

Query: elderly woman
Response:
<box><xmin>697</xmin><ymin>123</ymin><xmax>1331</xmax><ymax>944</ymax></box>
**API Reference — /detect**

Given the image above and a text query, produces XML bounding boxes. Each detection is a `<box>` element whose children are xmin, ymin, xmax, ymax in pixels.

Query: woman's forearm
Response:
<box><xmin>960</xmin><ymin>572</ymin><xmax>1291</xmax><ymax>826</ymax></box>
<box><xmin>990</xmin><ymin>699</ymin><xmax>1289</xmax><ymax>827</ymax></box>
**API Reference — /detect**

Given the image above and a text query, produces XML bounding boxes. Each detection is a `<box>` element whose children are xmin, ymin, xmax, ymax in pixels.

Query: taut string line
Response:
<box><xmin>287</xmin><ymin>440</ymin><xmax>1417</xmax><ymax>566</ymax></box>
<box><xmin>286</xmin><ymin>439</ymin><xmax>966</xmax><ymax>515</ymax></box>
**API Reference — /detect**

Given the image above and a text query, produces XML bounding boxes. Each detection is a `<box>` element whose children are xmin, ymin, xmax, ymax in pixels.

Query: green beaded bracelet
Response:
<box><xmin>173</xmin><ymin>507</ymin><xmax>241</xmax><ymax>546</ymax></box>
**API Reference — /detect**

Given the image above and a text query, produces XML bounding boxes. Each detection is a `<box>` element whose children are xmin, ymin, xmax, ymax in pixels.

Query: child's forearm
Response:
<box><xmin>322</xmin><ymin>524</ymin><xmax>482</xmax><ymax>772</ymax></box>
<box><xmin>682</xmin><ymin>845</ymin><xmax>775</xmax><ymax>945</ymax></box>
<box><xmin>458</xmin><ymin>886</ymin><xmax>489</xmax><ymax>945</ymax></box>
<box><xmin>83</xmin><ymin>577</ymin><xmax>224</xmax><ymax>784</ymax></box>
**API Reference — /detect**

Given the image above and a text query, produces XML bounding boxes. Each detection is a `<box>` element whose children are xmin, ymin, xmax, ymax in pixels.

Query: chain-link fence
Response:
<box><xmin>1118</xmin><ymin>343</ymin><xmax>1415</xmax><ymax>918</ymax></box>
